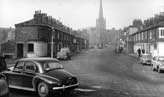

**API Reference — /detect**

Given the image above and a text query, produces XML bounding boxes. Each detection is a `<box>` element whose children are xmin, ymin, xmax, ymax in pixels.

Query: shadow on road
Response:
<box><xmin>9</xmin><ymin>88</ymin><xmax>96</xmax><ymax>97</ymax></box>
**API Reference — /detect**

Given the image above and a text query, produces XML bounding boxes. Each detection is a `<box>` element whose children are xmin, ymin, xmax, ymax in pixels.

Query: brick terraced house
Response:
<box><xmin>15</xmin><ymin>10</ymin><xmax>89</xmax><ymax>58</ymax></box>
<box><xmin>129</xmin><ymin>23</ymin><xmax>164</xmax><ymax>56</ymax></box>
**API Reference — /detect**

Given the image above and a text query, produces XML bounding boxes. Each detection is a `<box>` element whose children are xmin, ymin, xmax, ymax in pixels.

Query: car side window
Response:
<box><xmin>25</xmin><ymin>61</ymin><xmax>38</xmax><ymax>73</ymax></box>
<box><xmin>14</xmin><ymin>61</ymin><xmax>24</xmax><ymax>71</ymax></box>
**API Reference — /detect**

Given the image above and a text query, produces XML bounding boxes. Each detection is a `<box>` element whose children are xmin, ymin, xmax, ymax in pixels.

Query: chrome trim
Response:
<box><xmin>34</xmin><ymin>74</ymin><xmax>60</xmax><ymax>82</ymax></box>
<box><xmin>9</xmin><ymin>85</ymin><xmax>35</xmax><ymax>91</ymax></box>
<box><xmin>53</xmin><ymin>83</ymin><xmax>79</xmax><ymax>90</ymax></box>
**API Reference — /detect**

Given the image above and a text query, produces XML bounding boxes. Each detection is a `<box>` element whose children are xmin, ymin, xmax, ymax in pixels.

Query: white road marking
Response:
<box><xmin>75</xmin><ymin>88</ymin><xmax>96</xmax><ymax>92</ymax></box>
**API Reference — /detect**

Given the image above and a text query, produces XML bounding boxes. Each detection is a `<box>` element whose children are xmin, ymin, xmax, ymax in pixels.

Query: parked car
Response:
<box><xmin>57</xmin><ymin>48</ymin><xmax>72</xmax><ymax>60</ymax></box>
<box><xmin>0</xmin><ymin>57</ymin><xmax>9</xmax><ymax>97</ymax></box>
<box><xmin>152</xmin><ymin>56</ymin><xmax>164</xmax><ymax>73</ymax></box>
<box><xmin>2</xmin><ymin>57</ymin><xmax>79</xmax><ymax>97</ymax></box>
<box><xmin>139</xmin><ymin>54</ymin><xmax>152</xmax><ymax>65</ymax></box>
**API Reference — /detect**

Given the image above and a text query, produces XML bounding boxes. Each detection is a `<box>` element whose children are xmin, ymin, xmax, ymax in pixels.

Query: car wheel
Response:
<box><xmin>37</xmin><ymin>82</ymin><xmax>49</xmax><ymax>97</ymax></box>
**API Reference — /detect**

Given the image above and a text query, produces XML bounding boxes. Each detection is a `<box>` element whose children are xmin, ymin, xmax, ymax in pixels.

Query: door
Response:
<box><xmin>23</xmin><ymin>61</ymin><xmax>38</xmax><ymax>89</ymax></box>
<box><xmin>17</xmin><ymin>43</ymin><xmax>24</xmax><ymax>58</ymax></box>
<box><xmin>7</xmin><ymin>61</ymin><xmax>24</xmax><ymax>87</ymax></box>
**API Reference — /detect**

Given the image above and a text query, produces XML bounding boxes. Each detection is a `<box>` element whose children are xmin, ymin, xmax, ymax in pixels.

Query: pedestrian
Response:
<box><xmin>137</xmin><ymin>48</ymin><xmax>141</xmax><ymax>57</ymax></box>
<box><xmin>142</xmin><ymin>49</ymin><xmax>145</xmax><ymax>54</ymax></box>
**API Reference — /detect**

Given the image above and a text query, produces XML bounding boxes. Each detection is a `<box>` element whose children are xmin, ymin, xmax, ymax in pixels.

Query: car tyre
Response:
<box><xmin>37</xmin><ymin>82</ymin><xmax>49</xmax><ymax>97</ymax></box>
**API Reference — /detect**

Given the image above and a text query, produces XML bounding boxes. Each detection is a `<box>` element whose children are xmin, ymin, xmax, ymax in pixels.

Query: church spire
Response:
<box><xmin>96</xmin><ymin>0</ymin><xmax>106</xmax><ymax>29</ymax></box>
<box><xmin>99</xmin><ymin>0</ymin><xmax>104</xmax><ymax>19</ymax></box>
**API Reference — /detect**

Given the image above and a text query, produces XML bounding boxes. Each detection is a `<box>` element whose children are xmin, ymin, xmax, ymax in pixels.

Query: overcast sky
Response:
<box><xmin>0</xmin><ymin>0</ymin><xmax>164</xmax><ymax>30</ymax></box>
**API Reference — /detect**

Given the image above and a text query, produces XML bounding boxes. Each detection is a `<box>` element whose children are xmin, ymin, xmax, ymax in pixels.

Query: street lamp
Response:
<box><xmin>51</xmin><ymin>28</ymin><xmax>55</xmax><ymax>58</ymax></box>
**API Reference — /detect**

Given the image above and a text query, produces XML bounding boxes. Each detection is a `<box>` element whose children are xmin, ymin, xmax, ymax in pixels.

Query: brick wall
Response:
<box><xmin>15</xmin><ymin>26</ymin><xmax>38</xmax><ymax>42</ymax></box>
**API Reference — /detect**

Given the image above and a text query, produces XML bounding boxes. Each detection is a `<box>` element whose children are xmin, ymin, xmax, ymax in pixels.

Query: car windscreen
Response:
<box><xmin>44</xmin><ymin>62</ymin><xmax>63</xmax><ymax>71</ymax></box>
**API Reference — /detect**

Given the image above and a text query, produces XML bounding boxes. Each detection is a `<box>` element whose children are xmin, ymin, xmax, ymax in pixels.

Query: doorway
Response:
<box><xmin>17</xmin><ymin>43</ymin><xmax>24</xmax><ymax>58</ymax></box>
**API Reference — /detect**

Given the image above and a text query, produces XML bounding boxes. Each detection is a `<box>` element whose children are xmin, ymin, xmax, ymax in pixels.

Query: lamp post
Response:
<box><xmin>51</xmin><ymin>28</ymin><xmax>54</xmax><ymax>58</ymax></box>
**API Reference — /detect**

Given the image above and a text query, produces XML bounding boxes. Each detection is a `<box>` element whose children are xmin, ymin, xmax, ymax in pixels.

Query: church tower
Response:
<box><xmin>96</xmin><ymin>0</ymin><xmax>106</xmax><ymax>48</ymax></box>
<box><xmin>96</xmin><ymin>0</ymin><xmax>106</xmax><ymax>30</ymax></box>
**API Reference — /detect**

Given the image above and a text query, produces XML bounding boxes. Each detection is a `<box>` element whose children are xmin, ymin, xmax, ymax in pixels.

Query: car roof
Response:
<box><xmin>18</xmin><ymin>57</ymin><xmax>59</xmax><ymax>62</ymax></box>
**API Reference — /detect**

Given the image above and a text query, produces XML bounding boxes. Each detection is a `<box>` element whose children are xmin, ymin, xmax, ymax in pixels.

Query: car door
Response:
<box><xmin>23</xmin><ymin>61</ymin><xmax>38</xmax><ymax>90</ymax></box>
<box><xmin>6</xmin><ymin>61</ymin><xmax>24</xmax><ymax>87</ymax></box>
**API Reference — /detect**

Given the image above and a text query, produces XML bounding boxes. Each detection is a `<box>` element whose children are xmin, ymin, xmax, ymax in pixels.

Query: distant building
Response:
<box><xmin>0</xmin><ymin>28</ymin><xmax>15</xmax><ymax>58</ymax></box>
<box><xmin>0</xmin><ymin>28</ymin><xmax>15</xmax><ymax>43</ymax></box>
<box><xmin>106</xmin><ymin>28</ymin><xmax>121</xmax><ymax>44</ymax></box>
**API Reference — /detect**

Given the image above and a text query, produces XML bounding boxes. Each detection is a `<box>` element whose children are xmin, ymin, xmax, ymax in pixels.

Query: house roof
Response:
<box><xmin>15</xmin><ymin>19</ymin><xmax>36</xmax><ymax>27</ymax></box>
<box><xmin>131</xmin><ymin>22</ymin><xmax>164</xmax><ymax>36</ymax></box>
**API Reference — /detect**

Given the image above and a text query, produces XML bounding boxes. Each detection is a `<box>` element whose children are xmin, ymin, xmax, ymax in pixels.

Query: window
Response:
<box><xmin>154</xmin><ymin>43</ymin><xmax>157</xmax><ymax>50</ymax></box>
<box><xmin>14</xmin><ymin>61</ymin><xmax>24</xmax><ymax>71</ymax></box>
<box><xmin>138</xmin><ymin>33</ymin><xmax>140</xmax><ymax>40</ymax></box>
<box><xmin>58</xmin><ymin>32</ymin><xmax>60</xmax><ymax>39</ymax></box>
<box><xmin>28</xmin><ymin>43</ymin><xmax>34</xmax><ymax>52</ymax></box>
<box><xmin>159</xmin><ymin>28</ymin><xmax>164</xmax><ymax>38</ymax></box>
<box><xmin>145</xmin><ymin>31</ymin><xmax>147</xmax><ymax>40</ymax></box>
<box><xmin>160</xmin><ymin>30</ymin><xmax>164</xmax><ymax>36</ymax></box>
<box><xmin>150</xmin><ymin>31</ymin><xmax>152</xmax><ymax>39</ymax></box>
<box><xmin>141</xmin><ymin>32</ymin><xmax>143</xmax><ymax>40</ymax></box>
<box><xmin>44</xmin><ymin>62</ymin><xmax>63</xmax><ymax>71</ymax></box>
<box><xmin>25</xmin><ymin>61</ymin><xmax>38</xmax><ymax>73</ymax></box>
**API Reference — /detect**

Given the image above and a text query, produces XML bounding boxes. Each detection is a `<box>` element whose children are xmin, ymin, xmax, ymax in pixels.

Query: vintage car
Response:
<box><xmin>57</xmin><ymin>48</ymin><xmax>72</xmax><ymax>60</ymax></box>
<box><xmin>2</xmin><ymin>57</ymin><xmax>79</xmax><ymax>97</ymax></box>
<box><xmin>139</xmin><ymin>54</ymin><xmax>152</xmax><ymax>65</ymax></box>
<box><xmin>152</xmin><ymin>56</ymin><xmax>164</xmax><ymax>73</ymax></box>
<box><xmin>0</xmin><ymin>57</ymin><xmax>9</xmax><ymax>97</ymax></box>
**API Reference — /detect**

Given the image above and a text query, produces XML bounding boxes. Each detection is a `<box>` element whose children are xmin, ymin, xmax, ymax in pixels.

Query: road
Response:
<box><xmin>10</xmin><ymin>46</ymin><xmax>164</xmax><ymax>97</ymax></box>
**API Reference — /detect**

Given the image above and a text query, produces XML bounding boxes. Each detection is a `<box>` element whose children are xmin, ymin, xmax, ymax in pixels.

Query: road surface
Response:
<box><xmin>9</xmin><ymin>46</ymin><xmax>164</xmax><ymax>97</ymax></box>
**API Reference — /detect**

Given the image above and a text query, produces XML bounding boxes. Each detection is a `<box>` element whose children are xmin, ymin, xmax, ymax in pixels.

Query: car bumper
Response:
<box><xmin>159</xmin><ymin>66</ymin><xmax>164</xmax><ymax>71</ymax></box>
<box><xmin>52</xmin><ymin>83</ymin><xmax>79</xmax><ymax>90</ymax></box>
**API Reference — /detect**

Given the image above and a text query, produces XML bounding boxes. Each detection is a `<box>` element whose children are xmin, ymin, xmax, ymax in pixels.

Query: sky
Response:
<box><xmin>0</xmin><ymin>0</ymin><xmax>164</xmax><ymax>30</ymax></box>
